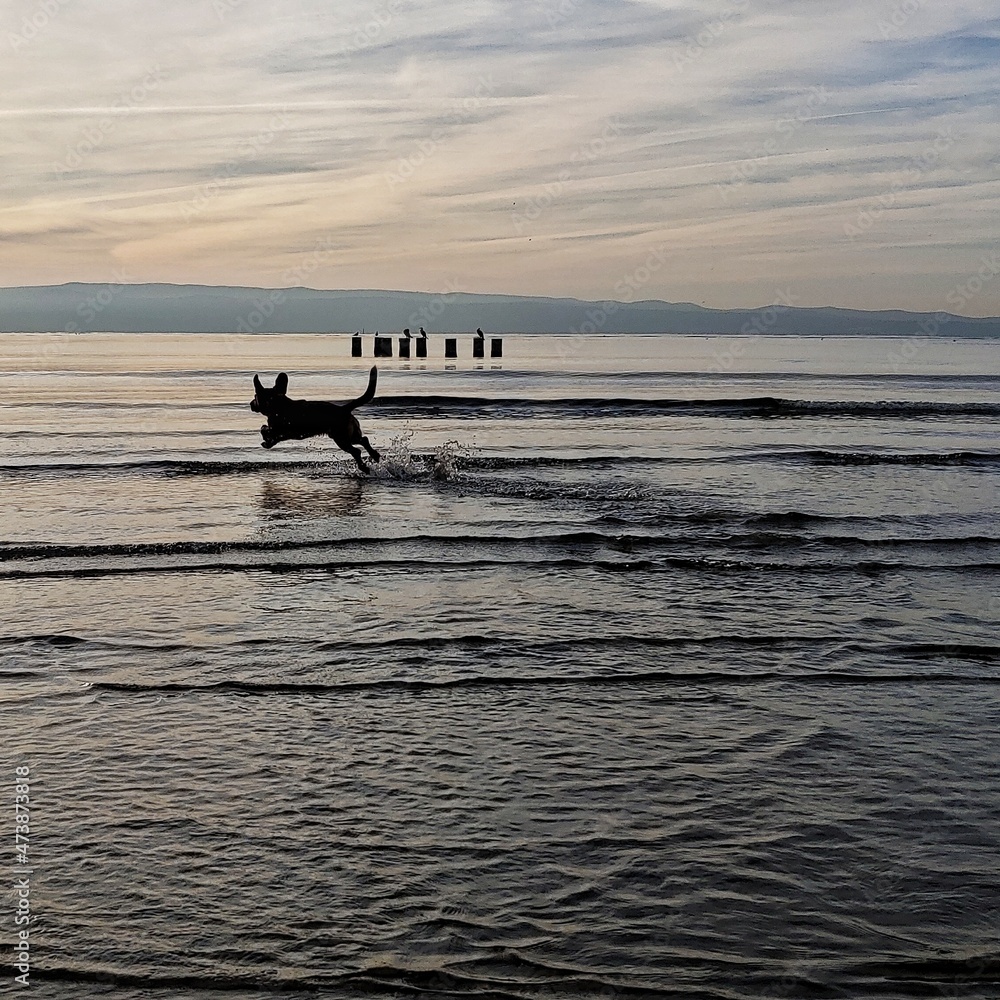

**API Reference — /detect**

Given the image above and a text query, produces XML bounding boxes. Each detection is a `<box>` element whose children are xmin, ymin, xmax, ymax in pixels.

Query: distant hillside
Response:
<box><xmin>2</xmin><ymin>283</ymin><xmax>999</xmax><ymax>337</ymax></box>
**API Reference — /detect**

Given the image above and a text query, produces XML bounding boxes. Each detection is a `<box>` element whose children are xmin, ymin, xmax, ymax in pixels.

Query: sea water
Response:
<box><xmin>2</xmin><ymin>332</ymin><xmax>999</xmax><ymax>998</ymax></box>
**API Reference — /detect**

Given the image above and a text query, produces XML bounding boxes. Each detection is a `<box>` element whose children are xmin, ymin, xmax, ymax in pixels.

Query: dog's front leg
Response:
<box><xmin>260</xmin><ymin>423</ymin><xmax>285</xmax><ymax>449</ymax></box>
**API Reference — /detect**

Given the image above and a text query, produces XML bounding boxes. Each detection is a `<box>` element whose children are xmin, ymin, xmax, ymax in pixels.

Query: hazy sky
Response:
<box><xmin>3</xmin><ymin>0</ymin><xmax>999</xmax><ymax>312</ymax></box>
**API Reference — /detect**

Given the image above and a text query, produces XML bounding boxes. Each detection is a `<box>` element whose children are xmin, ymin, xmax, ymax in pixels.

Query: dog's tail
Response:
<box><xmin>346</xmin><ymin>365</ymin><xmax>378</xmax><ymax>411</ymax></box>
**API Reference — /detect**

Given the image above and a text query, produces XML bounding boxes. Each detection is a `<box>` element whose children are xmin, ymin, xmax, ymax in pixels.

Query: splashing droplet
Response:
<box><xmin>356</xmin><ymin>433</ymin><xmax>475</xmax><ymax>482</ymax></box>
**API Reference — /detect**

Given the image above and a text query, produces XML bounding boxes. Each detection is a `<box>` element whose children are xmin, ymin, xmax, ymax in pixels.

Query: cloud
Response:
<box><xmin>2</xmin><ymin>0</ymin><xmax>999</xmax><ymax>312</ymax></box>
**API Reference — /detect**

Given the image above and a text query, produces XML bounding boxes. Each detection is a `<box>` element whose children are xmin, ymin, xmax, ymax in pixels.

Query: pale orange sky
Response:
<box><xmin>3</xmin><ymin>0</ymin><xmax>999</xmax><ymax>314</ymax></box>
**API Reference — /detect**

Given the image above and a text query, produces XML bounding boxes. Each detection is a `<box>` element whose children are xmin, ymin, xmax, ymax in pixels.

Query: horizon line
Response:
<box><xmin>3</xmin><ymin>281</ymin><xmax>998</xmax><ymax>321</ymax></box>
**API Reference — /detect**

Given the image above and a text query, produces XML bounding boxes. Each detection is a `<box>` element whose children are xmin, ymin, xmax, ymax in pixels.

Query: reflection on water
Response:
<box><xmin>259</xmin><ymin>476</ymin><xmax>366</xmax><ymax>521</ymax></box>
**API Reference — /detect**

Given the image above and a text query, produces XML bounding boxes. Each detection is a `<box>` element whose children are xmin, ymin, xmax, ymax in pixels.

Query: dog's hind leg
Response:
<box><xmin>360</xmin><ymin>435</ymin><xmax>380</xmax><ymax>462</ymax></box>
<box><xmin>347</xmin><ymin>446</ymin><xmax>370</xmax><ymax>474</ymax></box>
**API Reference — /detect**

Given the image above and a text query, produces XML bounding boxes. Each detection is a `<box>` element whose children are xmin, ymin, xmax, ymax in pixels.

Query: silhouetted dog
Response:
<box><xmin>250</xmin><ymin>366</ymin><xmax>381</xmax><ymax>473</ymax></box>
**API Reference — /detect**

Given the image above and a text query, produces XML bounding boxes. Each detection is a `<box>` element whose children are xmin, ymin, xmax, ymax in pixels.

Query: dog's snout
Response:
<box><xmin>250</xmin><ymin>399</ymin><xmax>260</xmax><ymax>412</ymax></box>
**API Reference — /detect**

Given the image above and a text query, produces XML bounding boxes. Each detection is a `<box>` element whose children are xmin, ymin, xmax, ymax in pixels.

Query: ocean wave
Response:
<box><xmin>368</xmin><ymin>394</ymin><xmax>1000</xmax><ymax>420</ymax></box>
<box><xmin>0</xmin><ymin>529</ymin><xmax>632</xmax><ymax>562</ymax></box>
<box><xmin>847</xmin><ymin>954</ymin><xmax>1000</xmax><ymax>984</ymax></box>
<box><xmin>82</xmin><ymin>669</ymin><xmax>1000</xmax><ymax>698</ymax></box>
<box><xmin>0</xmin><ymin>631</ymin><xmax>848</xmax><ymax>653</ymax></box>
<box><xmin>3</xmin><ymin>526</ymin><xmax>997</xmax><ymax>562</ymax></box>
<box><xmin>9</xmin><ymin>631</ymin><xmax>998</xmax><ymax>664</ymax></box>
<box><xmin>0</xmin><ymin>633</ymin><xmax>197</xmax><ymax>651</ymax></box>
<box><xmin>31</xmin><ymin>961</ymin><xmax>663</xmax><ymax>999</ymax></box>
<box><xmin>12</xmin><ymin>394</ymin><xmax>1000</xmax><ymax>420</ymax></box>
<box><xmin>5</xmin><ymin>447</ymin><xmax>1000</xmax><ymax>480</ymax></box>
<box><xmin>795</xmin><ymin>449</ymin><xmax>1000</xmax><ymax>467</ymax></box>
<box><xmin>31</xmin><ymin>952</ymin><xmax>1000</xmax><ymax>998</ymax></box>
<box><xmin>2</xmin><ymin>525</ymin><xmax>998</xmax><ymax>581</ymax></box>
<box><xmin>888</xmin><ymin>641</ymin><xmax>1000</xmax><ymax>661</ymax></box>
<box><xmin>0</xmin><ymin>556</ymin><xmax>667</xmax><ymax>581</ymax></box>
<box><xmin>10</xmin><ymin>556</ymin><xmax>997</xmax><ymax>582</ymax></box>
<box><xmin>0</xmin><ymin>458</ymin><xmax>322</xmax><ymax>478</ymax></box>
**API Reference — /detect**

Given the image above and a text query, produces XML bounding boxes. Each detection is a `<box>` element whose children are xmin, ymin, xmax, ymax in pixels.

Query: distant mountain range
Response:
<box><xmin>2</xmin><ymin>283</ymin><xmax>999</xmax><ymax>337</ymax></box>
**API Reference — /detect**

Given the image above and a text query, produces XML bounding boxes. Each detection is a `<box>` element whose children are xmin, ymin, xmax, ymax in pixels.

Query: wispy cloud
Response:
<box><xmin>2</xmin><ymin>0</ymin><xmax>998</xmax><ymax>312</ymax></box>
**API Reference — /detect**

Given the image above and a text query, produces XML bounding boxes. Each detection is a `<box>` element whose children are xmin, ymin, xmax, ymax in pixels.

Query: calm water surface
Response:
<box><xmin>2</xmin><ymin>332</ymin><xmax>999</xmax><ymax>999</ymax></box>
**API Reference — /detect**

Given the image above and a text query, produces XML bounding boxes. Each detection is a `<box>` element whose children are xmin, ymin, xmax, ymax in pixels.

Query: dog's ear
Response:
<box><xmin>275</xmin><ymin>372</ymin><xmax>289</xmax><ymax>394</ymax></box>
<box><xmin>253</xmin><ymin>374</ymin><xmax>263</xmax><ymax>391</ymax></box>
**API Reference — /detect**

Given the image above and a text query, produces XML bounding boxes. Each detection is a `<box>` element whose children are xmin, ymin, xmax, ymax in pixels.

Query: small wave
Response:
<box><xmin>0</xmin><ymin>453</ymin><xmax>680</xmax><ymax>479</ymax></box>
<box><xmin>85</xmin><ymin>670</ymin><xmax>1000</xmax><ymax>699</ymax></box>
<box><xmin>8</xmin><ymin>631</ymin><xmax>998</xmax><ymax>661</ymax></box>
<box><xmin>6</xmin><ymin>526</ymin><xmax>995</xmax><ymax>563</ymax></box>
<box><xmin>0</xmin><ymin>447</ymin><xmax>477</xmax><ymax>481</ymax></box>
<box><xmin>0</xmin><ymin>631</ymin><xmax>843</xmax><ymax>656</ymax></box>
<box><xmin>5</xmin><ymin>447</ymin><xmax>999</xmax><ymax>481</ymax></box>
<box><xmin>891</xmin><ymin>642</ymin><xmax>1000</xmax><ymax>662</ymax></box>
<box><xmin>10</xmin><ymin>393</ymin><xmax>1000</xmax><ymax>422</ymax></box>
<box><xmin>745</xmin><ymin>510</ymin><xmax>867</xmax><ymax>529</ymax></box>
<box><xmin>313</xmin><ymin>633</ymin><xmax>851</xmax><ymax>654</ymax></box>
<box><xmin>737</xmin><ymin>510</ymin><xmax>1000</xmax><ymax>543</ymax></box>
<box><xmin>848</xmin><ymin>954</ymin><xmax>1000</xmax><ymax>984</ymax></box>
<box><xmin>796</xmin><ymin>449</ymin><xmax>1000</xmax><ymax>468</ymax></box>
<box><xmin>0</xmin><ymin>458</ymin><xmax>320</xmax><ymax>478</ymax></box>
<box><xmin>369</xmin><ymin>394</ymin><xmax>1000</xmax><ymax>420</ymax></box>
<box><xmin>5</xmin><ymin>632</ymin><xmax>87</xmax><ymax>647</ymax></box>
<box><xmin>0</xmin><ymin>556</ymin><xmax>665</xmax><ymax>581</ymax></box>
<box><xmin>3</xmin><ymin>526</ymin><xmax>998</xmax><ymax>581</ymax></box>
<box><xmin>32</xmin><ymin>962</ymin><xmax>651</xmax><ymax>999</ymax></box>
<box><xmin>0</xmin><ymin>529</ymin><xmax>626</xmax><ymax>563</ymax></box>
<box><xmin>0</xmin><ymin>633</ymin><xmax>199</xmax><ymax>651</ymax></box>
<box><xmin>31</xmin><ymin>966</ymin><xmax>319</xmax><ymax>993</ymax></box>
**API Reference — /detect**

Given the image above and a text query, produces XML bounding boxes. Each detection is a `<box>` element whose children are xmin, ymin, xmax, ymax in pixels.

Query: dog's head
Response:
<box><xmin>250</xmin><ymin>372</ymin><xmax>289</xmax><ymax>415</ymax></box>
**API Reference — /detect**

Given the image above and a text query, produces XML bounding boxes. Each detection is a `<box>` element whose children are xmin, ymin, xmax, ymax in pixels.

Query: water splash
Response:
<box><xmin>371</xmin><ymin>431</ymin><xmax>423</xmax><ymax>480</ymax></box>
<box><xmin>361</xmin><ymin>432</ymin><xmax>475</xmax><ymax>482</ymax></box>
<box><xmin>428</xmin><ymin>439</ymin><xmax>473</xmax><ymax>481</ymax></box>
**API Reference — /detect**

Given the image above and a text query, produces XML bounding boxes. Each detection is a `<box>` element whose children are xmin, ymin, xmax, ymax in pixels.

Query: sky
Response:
<box><xmin>2</xmin><ymin>0</ymin><xmax>999</xmax><ymax>313</ymax></box>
